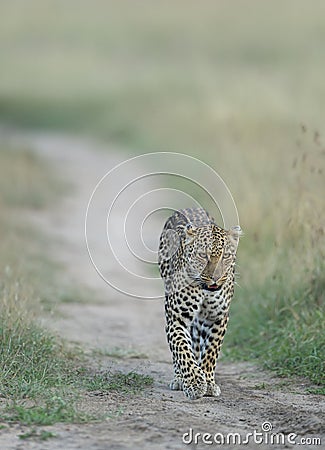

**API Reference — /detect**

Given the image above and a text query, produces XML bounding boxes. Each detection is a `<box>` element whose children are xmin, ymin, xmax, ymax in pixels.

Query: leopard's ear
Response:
<box><xmin>184</xmin><ymin>223</ymin><xmax>197</xmax><ymax>245</ymax></box>
<box><xmin>228</xmin><ymin>225</ymin><xmax>243</xmax><ymax>246</ymax></box>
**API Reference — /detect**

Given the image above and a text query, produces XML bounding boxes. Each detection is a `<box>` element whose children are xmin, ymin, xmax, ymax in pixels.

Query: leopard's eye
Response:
<box><xmin>198</xmin><ymin>251</ymin><xmax>206</xmax><ymax>259</ymax></box>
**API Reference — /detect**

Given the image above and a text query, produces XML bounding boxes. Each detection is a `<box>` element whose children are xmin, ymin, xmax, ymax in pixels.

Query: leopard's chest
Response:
<box><xmin>168</xmin><ymin>282</ymin><xmax>231</xmax><ymax>319</ymax></box>
<box><xmin>199</xmin><ymin>288</ymin><xmax>231</xmax><ymax>320</ymax></box>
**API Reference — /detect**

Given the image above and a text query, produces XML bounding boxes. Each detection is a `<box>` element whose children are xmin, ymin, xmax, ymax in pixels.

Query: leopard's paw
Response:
<box><xmin>205</xmin><ymin>382</ymin><xmax>221</xmax><ymax>397</ymax></box>
<box><xmin>183</xmin><ymin>373</ymin><xmax>207</xmax><ymax>400</ymax></box>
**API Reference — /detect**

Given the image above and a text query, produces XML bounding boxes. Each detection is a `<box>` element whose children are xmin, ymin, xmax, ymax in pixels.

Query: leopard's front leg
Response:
<box><xmin>166</xmin><ymin>313</ymin><xmax>207</xmax><ymax>400</ymax></box>
<box><xmin>169</xmin><ymin>352</ymin><xmax>183</xmax><ymax>391</ymax></box>
<box><xmin>199</xmin><ymin>314</ymin><xmax>229</xmax><ymax>396</ymax></box>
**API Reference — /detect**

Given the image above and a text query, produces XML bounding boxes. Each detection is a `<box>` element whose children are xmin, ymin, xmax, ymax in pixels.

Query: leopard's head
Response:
<box><xmin>184</xmin><ymin>223</ymin><xmax>242</xmax><ymax>289</ymax></box>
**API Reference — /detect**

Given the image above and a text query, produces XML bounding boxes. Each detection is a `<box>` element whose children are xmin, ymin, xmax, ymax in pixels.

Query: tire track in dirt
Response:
<box><xmin>1</xmin><ymin>131</ymin><xmax>324</xmax><ymax>450</ymax></box>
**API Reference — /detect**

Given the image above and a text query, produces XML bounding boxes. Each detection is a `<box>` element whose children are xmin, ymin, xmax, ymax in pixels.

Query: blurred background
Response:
<box><xmin>0</xmin><ymin>0</ymin><xmax>324</xmax><ymax>386</ymax></box>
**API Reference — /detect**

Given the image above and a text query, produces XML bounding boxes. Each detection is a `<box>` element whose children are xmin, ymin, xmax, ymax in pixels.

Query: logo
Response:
<box><xmin>85</xmin><ymin>152</ymin><xmax>239</xmax><ymax>299</ymax></box>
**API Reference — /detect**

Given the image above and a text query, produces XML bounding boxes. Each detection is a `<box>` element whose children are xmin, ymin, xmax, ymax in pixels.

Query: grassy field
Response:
<box><xmin>0</xmin><ymin>1</ymin><xmax>324</xmax><ymax>388</ymax></box>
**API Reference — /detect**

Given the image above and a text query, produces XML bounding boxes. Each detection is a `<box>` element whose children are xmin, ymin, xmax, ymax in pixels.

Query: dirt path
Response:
<box><xmin>1</xmin><ymin>131</ymin><xmax>324</xmax><ymax>450</ymax></box>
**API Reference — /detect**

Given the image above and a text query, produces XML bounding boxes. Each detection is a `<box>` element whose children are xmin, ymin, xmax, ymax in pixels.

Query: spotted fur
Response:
<box><xmin>158</xmin><ymin>208</ymin><xmax>241</xmax><ymax>400</ymax></box>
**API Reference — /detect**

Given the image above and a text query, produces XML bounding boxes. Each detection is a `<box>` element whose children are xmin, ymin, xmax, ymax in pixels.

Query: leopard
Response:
<box><xmin>158</xmin><ymin>207</ymin><xmax>242</xmax><ymax>400</ymax></box>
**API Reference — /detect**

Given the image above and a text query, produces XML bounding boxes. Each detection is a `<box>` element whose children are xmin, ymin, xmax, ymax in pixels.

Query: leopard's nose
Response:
<box><xmin>205</xmin><ymin>277</ymin><xmax>216</xmax><ymax>287</ymax></box>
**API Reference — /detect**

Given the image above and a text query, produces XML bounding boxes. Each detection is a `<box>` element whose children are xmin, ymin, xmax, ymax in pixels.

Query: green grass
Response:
<box><xmin>83</xmin><ymin>370</ymin><xmax>154</xmax><ymax>394</ymax></box>
<box><xmin>4</xmin><ymin>397</ymin><xmax>86</xmax><ymax>426</ymax></box>
<box><xmin>19</xmin><ymin>429</ymin><xmax>57</xmax><ymax>441</ymax></box>
<box><xmin>1</xmin><ymin>314</ymin><xmax>71</xmax><ymax>400</ymax></box>
<box><xmin>0</xmin><ymin>1</ymin><xmax>324</xmax><ymax>387</ymax></box>
<box><xmin>225</xmin><ymin>270</ymin><xmax>325</xmax><ymax>389</ymax></box>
